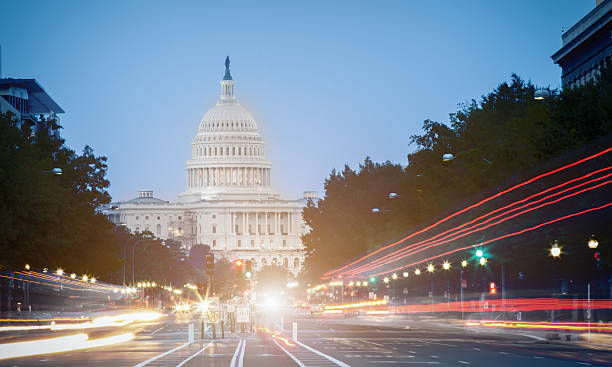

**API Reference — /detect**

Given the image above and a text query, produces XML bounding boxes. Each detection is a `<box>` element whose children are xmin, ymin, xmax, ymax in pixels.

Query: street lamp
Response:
<box><xmin>442</xmin><ymin>261</ymin><xmax>451</xmax><ymax>270</ymax></box>
<box><xmin>392</xmin><ymin>273</ymin><xmax>398</xmax><ymax>280</ymax></box>
<box><xmin>588</xmin><ymin>235</ymin><xmax>599</xmax><ymax>249</ymax></box>
<box><xmin>479</xmin><ymin>257</ymin><xmax>487</xmax><ymax>266</ymax></box>
<box><xmin>461</xmin><ymin>260</ymin><xmax>468</xmax><ymax>267</ymax></box>
<box><xmin>388</xmin><ymin>193</ymin><xmax>400</xmax><ymax>199</ymax></box>
<box><xmin>402</xmin><ymin>271</ymin><xmax>409</xmax><ymax>278</ymax></box>
<box><xmin>442</xmin><ymin>153</ymin><xmax>455</xmax><ymax>162</ymax></box>
<box><xmin>550</xmin><ymin>241</ymin><xmax>561</xmax><ymax>258</ymax></box>
<box><xmin>24</xmin><ymin>264</ymin><xmax>30</xmax><ymax>270</ymax></box>
<box><xmin>41</xmin><ymin>168</ymin><xmax>62</xmax><ymax>175</ymax></box>
<box><xmin>415</xmin><ymin>268</ymin><xmax>421</xmax><ymax>275</ymax></box>
<box><xmin>56</xmin><ymin>269</ymin><xmax>63</xmax><ymax>276</ymax></box>
<box><xmin>534</xmin><ymin>89</ymin><xmax>550</xmax><ymax>100</ymax></box>
<box><xmin>427</xmin><ymin>264</ymin><xmax>435</xmax><ymax>273</ymax></box>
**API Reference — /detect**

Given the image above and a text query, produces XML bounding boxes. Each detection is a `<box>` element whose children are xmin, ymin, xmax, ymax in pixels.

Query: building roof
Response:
<box><xmin>0</xmin><ymin>78</ymin><xmax>65</xmax><ymax>114</ymax></box>
<box><xmin>124</xmin><ymin>196</ymin><xmax>169</xmax><ymax>204</ymax></box>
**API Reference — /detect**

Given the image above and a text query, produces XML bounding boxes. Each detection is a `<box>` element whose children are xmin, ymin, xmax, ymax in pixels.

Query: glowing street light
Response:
<box><xmin>479</xmin><ymin>257</ymin><xmax>487</xmax><ymax>266</ymax></box>
<box><xmin>415</xmin><ymin>268</ymin><xmax>421</xmax><ymax>275</ymax></box>
<box><xmin>90</xmin><ymin>277</ymin><xmax>96</xmax><ymax>283</ymax></box>
<box><xmin>442</xmin><ymin>261</ymin><xmax>451</xmax><ymax>270</ymax></box>
<box><xmin>383</xmin><ymin>277</ymin><xmax>390</xmax><ymax>283</ymax></box>
<box><xmin>461</xmin><ymin>260</ymin><xmax>468</xmax><ymax>267</ymax></box>
<box><xmin>82</xmin><ymin>275</ymin><xmax>88</xmax><ymax>282</ymax></box>
<box><xmin>70</xmin><ymin>273</ymin><xmax>76</xmax><ymax>279</ymax></box>
<box><xmin>427</xmin><ymin>264</ymin><xmax>434</xmax><ymax>273</ymax></box>
<box><xmin>550</xmin><ymin>245</ymin><xmax>561</xmax><ymax>258</ymax></box>
<box><xmin>588</xmin><ymin>236</ymin><xmax>599</xmax><ymax>249</ymax></box>
<box><xmin>392</xmin><ymin>273</ymin><xmax>398</xmax><ymax>280</ymax></box>
<box><xmin>24</xmin><ymin>264</ymin><xmax>30</xmax><ymax>270</ymax></box>
<box><xmin>56</xmin><ymin>269</ymin><xmax>64</xmax><ymax>276</ymax></box>
<box><xmin>402</xmin><ymin>271</ymin><xmax>409</xmax><ymax>278</ymax></box>
<box><xmin>355</xmin><ymin>281</ymin><xmax>361</xmax><ymax>287</ymax></box>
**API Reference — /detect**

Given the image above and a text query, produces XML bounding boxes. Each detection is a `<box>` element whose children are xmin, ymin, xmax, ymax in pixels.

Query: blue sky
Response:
<box><xmin>0</xmin><ymin>0</ymin><xmax>594</xmax><ymax>201</ymax></box>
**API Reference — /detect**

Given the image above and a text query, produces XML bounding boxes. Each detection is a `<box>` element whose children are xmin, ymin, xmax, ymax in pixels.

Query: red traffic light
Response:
<box><xmin>489</xmin><ymin>282</ymin><xmax>497</xmax><ymax>295</ymax></box>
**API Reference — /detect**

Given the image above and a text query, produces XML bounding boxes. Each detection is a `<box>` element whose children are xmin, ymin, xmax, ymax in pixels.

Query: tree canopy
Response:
<box><xmin>0</xmin><ymin>113</ymin><xmax>121</xmax><ymax>279</ymax></box>
<box><xmin>302</xmin><ymin>69</ymin><xmax>612</xmax><ymax>283</ymax></box>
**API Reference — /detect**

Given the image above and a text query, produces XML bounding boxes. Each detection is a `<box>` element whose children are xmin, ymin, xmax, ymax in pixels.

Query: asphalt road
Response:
<box><xmin>1</xmin><ymin>312</ymin><xmax>611</xmax><ymax>366</ymax></box>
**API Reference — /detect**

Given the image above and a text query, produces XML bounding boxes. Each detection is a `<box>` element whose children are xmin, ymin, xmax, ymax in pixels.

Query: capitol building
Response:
<box><xmin>104</xmin><ymin>58</ymin><xmax>312</xmax><ymax>277</ymax></box>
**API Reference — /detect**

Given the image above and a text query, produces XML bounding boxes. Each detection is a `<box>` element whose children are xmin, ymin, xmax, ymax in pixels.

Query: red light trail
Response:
<box><xmin>324</xmin><ymin>146</ymin><xmax>612</xmax><ymax>278</ymax></box>
<box><xmin>346</xmin><ymin>177</ymin><xmax>612</xmax><ymax>277</ymax></box>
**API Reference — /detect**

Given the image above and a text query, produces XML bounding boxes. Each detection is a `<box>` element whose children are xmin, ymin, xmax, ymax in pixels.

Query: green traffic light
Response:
<box><xmin>475</xmin><ymin>249</ymin><xmax>484</xmax><ymax>258</ymax></box>
<box><xmin>369</xmin><ymin>277</ymin><xmax>376</xmax><ymax>283</ymax></box>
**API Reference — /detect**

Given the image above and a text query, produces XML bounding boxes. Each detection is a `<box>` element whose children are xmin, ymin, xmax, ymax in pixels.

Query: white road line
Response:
<box><xmin>238</xmin><ymin>339</ymin><xmax>246</xmax><ymax>367</ymax></box>
<box><xmin>499</xmin><ymin>351</ymin><xmax>509</xmax><ymax>355</ymax></box>
<box><xmin>533</xmin><ymin>356</ymin><xmax>544</xmax><ymax>359</ymax></box>
<box><xmin>370</xmin><ymin>362</ymin><xmax>439</xmax><ymax>365</ymax></box>
<box><xmin>294</xmin><ymin>340</ymin><xmax>351</xmax><ymax>367</ymax></box>
<box><xmin>176</xmin><ymin>341</ymin><xmax>213</xmax><ymax>367</ymax></box>
<box><xmin>458</xmin><ymin>361</ymin><xmax>470</xmax><ymax>365</ymax></box>
<box><xmin>271</xmin><ymin>338</ymin><xmax>307</xmax><ymax>367</ymax></box>
<box><xmin>151</xmin><ymin>327</ymin><xmax>164</xmax><ymax>334</ymax></box>
<box><xmin>576</xmin><ymin>362</ymin><xmax>592</xmax><ymax>365</ymax></box>
<box><xmin>362</xmin><ymin>340</ymin><xmax>386</xmax><ymax>347</ymax></box>
<box><xmin>230</xmin><ymin>340</ymin><xmax>244</xmax><ymax>367</ymax></box>
<box><xmin>133</xmin><ymin>342</ymin><xmax>192</xmax><ymax>367</ymax></box>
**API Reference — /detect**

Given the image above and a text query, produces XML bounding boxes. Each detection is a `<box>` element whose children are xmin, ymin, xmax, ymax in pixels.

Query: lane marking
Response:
<box><xmin>294</xmin><ymin>340</ymin><xmax>351</xmax><ymax>367</ymax></box>
<box><xmin>238</xmin><ymin>339</ymin><xmax>245</xmax><ymax>367</ymax></box>
<box><xmin>271</xmin><ymin>338</ymin><xmax>307</xmax><ymax>367</ymax></box>
<box><xmin>370</xmin><ymin>362</ymin><xmax>440</xmax><ymax>365</ymax></box>
<box><xmin>458</xmin><ymin>361</ymin><xmax>470</xmax><ymax>364</ymax></box>
<box><xmin>176</xmin><ymin>341</ymin><xmax>213</xmax><ymax>367</ymax></box>
<box><xmin>361</xmin><ymin>340</ymin><xmax>386</xmax><ymax>347</ymax></box>
<box><xmin>133</xmin><ymin>341</ymin><xmax>192</xmax><ymax>367</ymax></box>
<box><xmin>230</xmin><ymin>340</ymin><xmax>244</xmax><ymax>367</ymax></box>
<box><xmin>151</xmin><ymin>327</ymin><xmax>164</xmax><ymax>334</ymax></box>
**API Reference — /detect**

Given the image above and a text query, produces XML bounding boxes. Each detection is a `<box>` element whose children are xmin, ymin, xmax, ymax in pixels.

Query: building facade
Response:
<box><xmin>104</xmin><ymin>58</ymin><xmax>309</xmax><ymax>277</ymax></box>
<box><xmin>0</xmin><ymin>78</ymin><xmax>64</xmax><ymax>136</ymax></box>
<box><xmin>552</xmin><ymin>0</ymin><xmax>612</xmax><ymax>88</ymax></box>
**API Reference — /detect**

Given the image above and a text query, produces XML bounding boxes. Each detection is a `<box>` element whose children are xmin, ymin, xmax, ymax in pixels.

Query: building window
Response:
<box><xmin>212</xmin><ymin>225</ymin><xmax>216</xmax><ymax>234</ymax></box>
<box><xmin>145</xmin><ymin>216</ymin><xmax>149</xmax><ymax>220</ymax></box>
<box><xmin>178</xmin><ymin>216</ymin><xmax>182</xmax><ymax>220</ymax></box>
<box><xmin>156</xmin><ymin>224</ymin><xmax>161</xmax><ymax>234</ymax></box>
<box><xmin>294</xmin><ymin>258</ymin><xmax>299</xmax><ymax>268</ymax></box>
<box><xmin>136</xmin><ymin>216</ymin><xmax>139</xmax><ymax>220</ymax></box>
<box><xmin>267</xmin><ymin>224</ymin><xmax>271</xmax><ymax>234</ymax></box>
<box><xmin>135</xmin><ymin>226</ymin><xmax>140</xmax><ymax>232</ymax></box>
<box><xmin>258</xmin><ymin>224</ymin><xmax>261</xmax><ymax>234</ymax></box>
<box><xmin>272</xmin><ymin>258</ymin><xmax>278</xmax><ymax>265</ymax></box>
<box><xmin>248</xmin><ymin>224</ymin><xmax>252</xmax><ymax>234</ymax></box>
<box><xmin>270</xmin><ymin>240</ymin><xmax>273</xmax><ymax>248</ymax></box>
<box><xmin>262</xmin><ymin>258</ymin><xmax>267</xmax><ymax>265</ymax></box>
<box><xmin>283</xmin><ymin>258</ymin><xmax>288</xmax><ymax>268</ymax></box>
<box><xmin>212</xmin><ymin>214</ymin><xmax>216</xmax><ymax>219</ymax></box>
<box><xmin>157</xmin><ymin>216</ymin><xmax>160</xmax><ymax>220</ymax></box>
<box><xmin>283</xmin><ymin>240</ymin><xmax>287</xmax><ymax>247</ymax></box>
<box><xmin>251</xmin><ymin>240</ymin><xmax>255</xmax><ymax>247</ymax></box>
<box><xmin>237</xmin><ymin>240</ymin><xmax>241</xmax><ymax>248</ymax></box>
<box><xmin>235</xmin><ymin>224</ymin><xmax>239</xmax><ymax>234</ymax></box>
<box><xmin>213</xmin><ymin>240</ymin><xmax>216</xmax><ymax>247</ymax></box>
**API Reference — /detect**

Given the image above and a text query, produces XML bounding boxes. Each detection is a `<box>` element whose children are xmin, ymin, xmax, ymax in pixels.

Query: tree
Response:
<box><xmin>0</xmin><ymin>112</ymin><xmax>121</xmax><ymax>279</ymax></box>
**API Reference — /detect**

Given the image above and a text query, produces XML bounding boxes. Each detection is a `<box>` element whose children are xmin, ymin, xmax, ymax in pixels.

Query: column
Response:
<box><xmin>265</xmin><ymin>212</ymin><xmax>269</xmax><ymax>235</ymax></box>
<box><xmin>231</xmin><ymin>212</ymin><xmax>234</xmax><ymax>234</ymax></box>
<box><xmin>275</xmin><ymin>212</ymin><xmax>279</xmax><ymax>234</ymax></box>
<box><xmin>186</xmin><ymin>170</ymin><xmax>189</xmax><ymax>188</ymax></box>
<box><xmin>255</xmin><ymin>212</ymin><xmax>259</xmax><ymax>235</ymax></box>
<box><xmin>243</xmin><ymin>212</ymin><xmax>247</xmax><ymax>235</ymax></box>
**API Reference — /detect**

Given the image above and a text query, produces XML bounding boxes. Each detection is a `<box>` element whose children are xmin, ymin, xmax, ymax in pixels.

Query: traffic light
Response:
<box><xmin>245</xmin><ymin>260</ymin><xmax>253</xmax><ymax>279</ymax></box>
<box><xmin>205</xmin><ymin>253</ymin><xmax>215</xmax><ymax>274</ymax></box>
<box><xmin>594</xmin><ymin>252</ymin><xmax>602</xmax><ymax>270</ymax></box>
<box><xmin>489</xmin><ymin>282</ymin><xmax>497</xmax><ymax>295</ymax></box>
<box><xmin>234</xmin><ymin>259</ymin><xmax>245</xmax><ymax>278</ymax></box>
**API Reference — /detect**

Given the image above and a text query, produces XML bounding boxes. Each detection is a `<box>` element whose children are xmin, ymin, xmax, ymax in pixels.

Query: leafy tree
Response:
<box><xmin>303</xmin><ymin>67</ymin><xmax>612</xmax><ymax>283</ymax></box>
<box><xmin>0</xmin><ymin>112</ymin><xmax>121</xmax><ymax>279</ymax></box>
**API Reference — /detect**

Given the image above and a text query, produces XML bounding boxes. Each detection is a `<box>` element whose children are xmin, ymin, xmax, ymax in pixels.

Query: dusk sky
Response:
<box><xmin>0</xmin><ymin>1</ymin><xmax>594</xmax><ymax>202</ymax></box>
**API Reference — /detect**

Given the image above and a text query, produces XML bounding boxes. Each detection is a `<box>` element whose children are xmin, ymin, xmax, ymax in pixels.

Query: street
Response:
<box><xmin>2</xmin><ymin>312</ymin><xmax>611</xmax><ymax>366</ymax></box>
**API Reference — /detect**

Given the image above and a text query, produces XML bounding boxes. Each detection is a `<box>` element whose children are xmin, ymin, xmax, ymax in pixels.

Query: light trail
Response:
<box><xmin>347</xmin><ymin>177</ymin><xmax>612</xmax><ymax>276</ymax></box>
<box><xmin>0</xmin><ymin>311</ymin><xmax>163</xmax><ymax>332</ymax></box>
<box><xmin>0</xmin><ymin>332</ymin><xmax>134</xmax><ymax>360</ymax></box>
<box><xmin>257</xmin><ymin>327</ymin><xmax>296</xmax><ymax>346</ymax></box>
<box><xmin>368</xmin><ymin>201</ymin><xmax>612</xmax><ymax>276</ymax></box>
<box><xmin>324</xmin><ymin>146</ymin><xmax>612</xmax><ymax>278</ymax></box>
<box><xmin>343</xmin><ymin>168</ymin><xmax>612</xmax><ymax>276</ymax></box>
<box><xmin>465</xmin><ymin>320</ymin><xmax>612</xmax><ymax>333</ymax></box>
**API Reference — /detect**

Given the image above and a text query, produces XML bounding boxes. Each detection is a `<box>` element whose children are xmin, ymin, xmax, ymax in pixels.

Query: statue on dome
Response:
<box><xmin>224</xmin><ymin>56</ymin><xmax>232</xmax><ymax>80</ymax></box>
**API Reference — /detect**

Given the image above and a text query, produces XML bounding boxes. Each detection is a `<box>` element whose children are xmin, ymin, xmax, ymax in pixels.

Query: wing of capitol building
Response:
<box><xmin>103</xmin><ymin>57</ymin><xmax>315</xmax><ymax>277</ymax></box>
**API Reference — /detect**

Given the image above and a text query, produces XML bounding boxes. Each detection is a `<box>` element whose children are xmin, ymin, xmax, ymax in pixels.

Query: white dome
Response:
<box><xmin>198</xmin><ymin>102</ymin><xmax>259</xmax><ymax>133</ymax></box>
